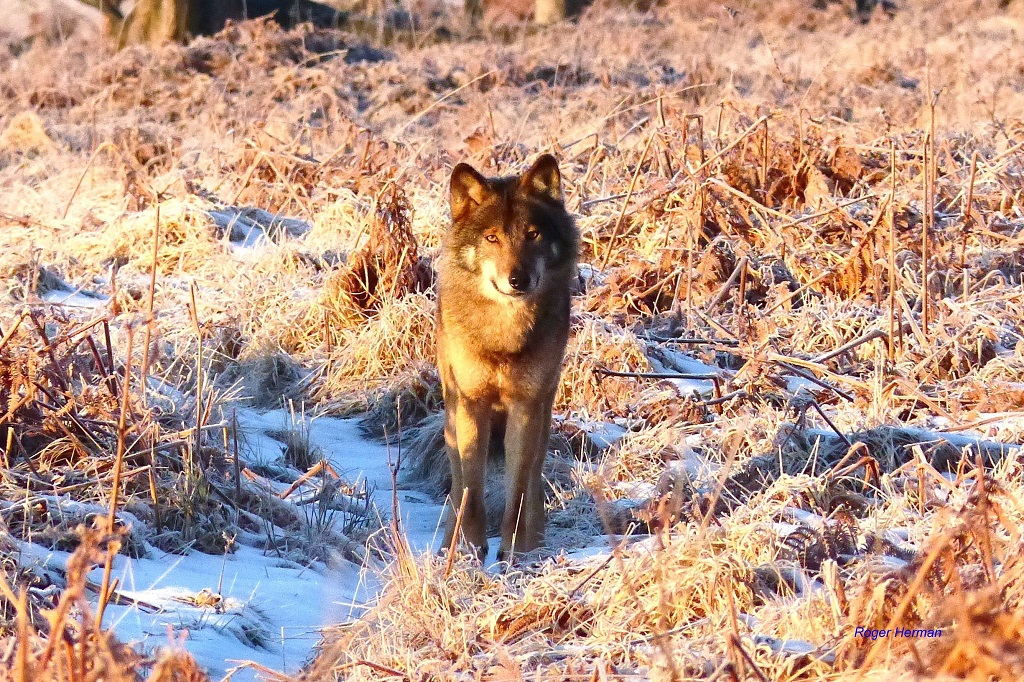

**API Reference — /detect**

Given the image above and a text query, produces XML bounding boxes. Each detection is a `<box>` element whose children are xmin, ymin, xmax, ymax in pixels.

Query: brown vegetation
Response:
<box><xmin>4</xmin><ymin>0</ymin><xmax>1024</xmax><ymax>679</ymax></box>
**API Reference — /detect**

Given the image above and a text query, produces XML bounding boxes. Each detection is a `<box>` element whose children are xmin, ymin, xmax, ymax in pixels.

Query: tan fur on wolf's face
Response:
<box><xmin>436</xmin><ymin>154</ymin><xmax>580</xmax><ymax>562</ymax></box>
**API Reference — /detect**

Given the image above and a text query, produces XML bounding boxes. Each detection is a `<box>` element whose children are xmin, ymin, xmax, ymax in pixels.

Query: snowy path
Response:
<box><xmin>18</xmin><ymin>408</ymin><xmax>448</xmax><ymax>681</ymax></box>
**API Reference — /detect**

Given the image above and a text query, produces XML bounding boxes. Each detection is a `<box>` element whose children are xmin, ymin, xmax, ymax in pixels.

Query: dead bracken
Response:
<box><xmin>4</xmin><ymin>0</ymin><xmax>1024</xmax><ymax>680</ymax></box>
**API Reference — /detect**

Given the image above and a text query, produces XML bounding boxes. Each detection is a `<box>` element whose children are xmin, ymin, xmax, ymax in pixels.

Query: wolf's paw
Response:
<box><xmin>439</xmin><ymin>541</ymin><xmax>489</xmax><ymax>563</ymax></box>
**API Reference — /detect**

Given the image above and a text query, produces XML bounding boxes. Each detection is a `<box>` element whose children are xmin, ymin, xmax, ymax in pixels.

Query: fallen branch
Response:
<box><xmin>594</xmin><ymin>366</ymin><xmax>722</xmax><ymax>381</ymax></box>
<box><xmin>813</xmin><ymin>329</ymin><xmax>888</xmax><ymax>364</ymax></box>
<box><xmin>768</xmin><ymin>356</ymin><xmax>856</xmax><ymax>403</ymax></box>
<box><xmin>705</xmin><ymin>256</ymin><xmax>748</xmax><ymax>312</ymax></box>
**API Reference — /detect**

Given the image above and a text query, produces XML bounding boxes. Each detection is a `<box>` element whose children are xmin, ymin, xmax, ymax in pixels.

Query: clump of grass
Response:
<box><xmin>64</xmin><ymin>197</ymin><xmax>223</xmax><ymax>280</ymax></box>
<box><xmin>266</xmin><ymin>405</ymin><xmax>323</xmax><ymax>472</ymax></box>
<box><xmin>0</xmin><ymin>310</ymin><xmax>166</xmax><ymax>548</ymax></box>
<box><xmin>307</xmin><ymin>293</ymin><xmax>437</xmax><ymax>413</ymax></box>
<box><xmin>319</xmin><ymin>185</ymin><xmax>432</xmax><ymax>325</ymax></box>
<box><xmin>360</xmin><ymin>365</ymin><xmax>442</xmax><ymax>438</ymax></box>
<box><xmin>0</xmin><ymin>526</ymin><xmax>210</xmax><ymax>681</ymax></box>
<box><xmin>556</xmin><ymin>315</ymin><xmax>650</xmax><ymax>418</ymax></box>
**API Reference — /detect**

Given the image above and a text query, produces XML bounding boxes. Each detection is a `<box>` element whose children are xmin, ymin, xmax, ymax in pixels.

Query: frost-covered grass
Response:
<box><xmin>4</xmin><ymin>0</ymin><xmax>1024</xmax><ymax>679</ymax></box>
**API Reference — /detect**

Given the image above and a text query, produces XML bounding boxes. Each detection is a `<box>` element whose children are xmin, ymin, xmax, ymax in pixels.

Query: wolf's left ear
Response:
<box><xmin>521</xmin><ymin>154</ymin><xmax>562</xmax><ymax>203</ymax></box>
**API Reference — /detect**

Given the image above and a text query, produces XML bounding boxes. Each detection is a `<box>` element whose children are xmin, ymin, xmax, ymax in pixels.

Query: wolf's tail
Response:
<box><xmin>400</xmin><ymin>411</ymin><xmax>450</xmax><ymax>494</ymax></box>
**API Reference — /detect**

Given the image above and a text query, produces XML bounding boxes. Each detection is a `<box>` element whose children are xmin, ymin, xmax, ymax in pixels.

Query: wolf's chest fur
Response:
<box><xmin>437</xmin><ymin>283</ymin><xmax>568</xmax><ymax>404</ymax></box>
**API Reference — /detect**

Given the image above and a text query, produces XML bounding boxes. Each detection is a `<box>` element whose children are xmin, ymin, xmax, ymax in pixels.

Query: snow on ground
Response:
<box><xmin>207</xmin><ymin>207</ymin><xmax>312</xmax><ymax>252</ymax></box>
<box><xmin>14</xmin><ymin>408</ymin><xmax>450</xmax><ymax>680</ymax></box>
<box><xmin>41</xmin><ymin>288</ymin><xmax>109</xmax><ymax>308</ymax></box>
<box><xmin>37</xmin><ymin>270</ymin><xmax>109</xmax><ymax>308</ymax></box>
<box><xmin>18</xmin><ymin>536</ymin><xmax>373</xmax><ymax>680</ymax></box>
<box><xmin>230</xmin><ymin>409</ymin><xmax>448</xmax><ymax>555</ymax></box>
<box><xmin>21</xmin><ymin>400</ymin><xmax>1014</xmax><ymax>679</ymax></box>
<box><xmin>12</xmin><ymin>394</ymin><xmax>638</xmax><ymax>678</ymax></box>
<box><xmin>107</xmin><ymin>545</ymin><xmax>368</xmax><ymax>679</ymax></box>
<box><xmin>648</xmin><ymin>345</ymin><xmax>726</xmax><ymax>397</ymax></box>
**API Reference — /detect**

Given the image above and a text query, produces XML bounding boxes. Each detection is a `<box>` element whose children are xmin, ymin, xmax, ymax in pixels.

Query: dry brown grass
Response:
<box><xmin>5</xmin><ymin>0</ymin><xmax>1024</xmax><ymax>678</ymax></box>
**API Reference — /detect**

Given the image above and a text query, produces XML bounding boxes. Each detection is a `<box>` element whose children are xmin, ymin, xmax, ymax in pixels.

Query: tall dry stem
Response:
<box><xmin>96</xmin><ymin>324</ymin><xmax>134</xmax><ymax>630</ymax></box>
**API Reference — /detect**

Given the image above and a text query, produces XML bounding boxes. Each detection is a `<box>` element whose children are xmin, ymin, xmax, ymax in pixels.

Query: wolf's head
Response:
<box><xmin>446</xmin><ymin>154</ymin><xmax>578</xmax><ymax>302</ymax></box>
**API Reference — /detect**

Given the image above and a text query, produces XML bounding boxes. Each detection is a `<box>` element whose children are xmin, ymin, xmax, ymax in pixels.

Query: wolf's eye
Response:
<box><xmin>526</xmin><ymin>229</ymin><xmax>540</xmax><ymax>240</ymax></box>
<box><xmin>485</xmin><ymin>234</ymin><xmax>499</xmax><ymax>243</ymax></box>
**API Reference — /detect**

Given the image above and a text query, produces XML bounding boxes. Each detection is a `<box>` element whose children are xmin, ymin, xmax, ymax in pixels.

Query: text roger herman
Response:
<box><xmin>854</xmin><ymin>626</ymin><xmax>943</xmax><ymax>640</ymax></box>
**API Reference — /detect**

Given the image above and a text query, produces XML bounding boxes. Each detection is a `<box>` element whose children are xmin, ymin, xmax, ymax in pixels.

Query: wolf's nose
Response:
<box><xmin>508</xmin><ymin>272</ymin><xmax>529</xmax><ymax>291</ymax></box>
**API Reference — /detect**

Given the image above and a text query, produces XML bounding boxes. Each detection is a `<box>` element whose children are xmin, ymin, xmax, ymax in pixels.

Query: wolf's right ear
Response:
<box><xmin>450</xmin><ymin>163</ymin><xmax>489</xmax><ymax>219</ymax></box>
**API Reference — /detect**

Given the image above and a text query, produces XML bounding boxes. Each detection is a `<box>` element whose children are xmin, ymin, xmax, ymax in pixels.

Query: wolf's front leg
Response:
<box><xmin>498</xmin><ymin>397</ymin><xmax>552</xmax><ymax>561</ymax></box>
<box><xmin>441</xmin><ymin>396</ymin><xmax>491</xmax><ymax>560</ymax></box>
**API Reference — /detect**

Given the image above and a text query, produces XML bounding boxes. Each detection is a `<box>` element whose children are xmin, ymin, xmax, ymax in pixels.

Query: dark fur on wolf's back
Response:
<box><xmin>436</xmin><ymin>154</ymin><xmax>579</xmax><ymax>561</ymax></box>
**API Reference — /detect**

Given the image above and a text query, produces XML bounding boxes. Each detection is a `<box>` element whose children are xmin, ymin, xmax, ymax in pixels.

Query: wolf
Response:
<box><xmin>96</xmin><ymin>0</ymin><xmax>343</xmax><ymax>48</ymax></box>
<box><xmin>435</xmin><ymin>154</ymin><xmax>579</xmax><ymax>561</ymax></box>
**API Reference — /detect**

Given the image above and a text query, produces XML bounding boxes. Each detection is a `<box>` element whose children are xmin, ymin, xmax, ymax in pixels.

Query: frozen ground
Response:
<box><xmin>11</xmin><ymin>365</ymin><xmax>1024</xmax><ymax>679</ymax></box>
<box><xmin>5</xmin><ymin>349</ymin><xmax>721</xmax><ymax>679</ymax></box>
<box><xmin>15</xmin><ymin>408</ymin><xmax>449</xmax><ymax>680</ymax></box>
